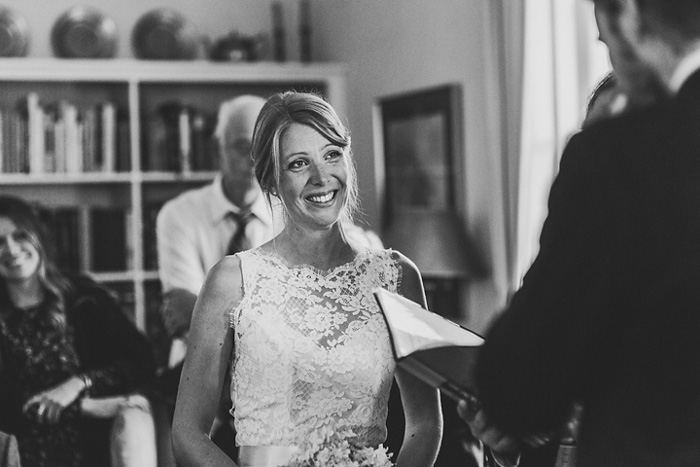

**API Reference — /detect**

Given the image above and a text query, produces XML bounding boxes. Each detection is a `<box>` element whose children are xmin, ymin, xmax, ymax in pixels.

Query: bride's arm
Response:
<box><xmin>394</xmin><ymin>369</ymin><xmax>443</xmax><ymax>467</ymax></box>
<box><xmin>394</xmin><ymin>254</ymin><xmax>443</xmax><ymax>467</ymax></box>
<box><xmin>172</xmin><ymin>257</ymin><xmax>242</xmax><ymax>467</ymax></box>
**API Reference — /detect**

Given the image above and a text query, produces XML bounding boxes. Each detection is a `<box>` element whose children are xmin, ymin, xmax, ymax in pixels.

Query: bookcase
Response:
<box><xmin>0</xmin><ymin>58</ymin><xmax>346</xmax><ymax>356</ymax></box>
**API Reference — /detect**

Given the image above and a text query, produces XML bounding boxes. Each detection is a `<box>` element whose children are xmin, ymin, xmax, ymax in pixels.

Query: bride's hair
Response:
<box><xmin>0</xmin><ymin>195</ymin><xmax>72</xmax><ymax>329</ymax></box>
<box><xmin>251</xmin><ymin>91</ymin><xmax>359</xmax><ymax>226</ymax></box>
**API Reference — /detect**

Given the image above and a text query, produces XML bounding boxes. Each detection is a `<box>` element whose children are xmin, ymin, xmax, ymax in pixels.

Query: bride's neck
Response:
<box><xmin>274</xmin><ymin>224</ymin><xmax>354</xmax><ymax>270</ymax></box>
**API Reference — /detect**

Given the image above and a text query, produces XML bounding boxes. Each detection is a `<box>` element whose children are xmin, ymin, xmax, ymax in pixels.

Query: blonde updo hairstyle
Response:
<box><xmin>251</xmin><ymin>91</ymin><xmax>359</xmax><ymax>226</ymax></box>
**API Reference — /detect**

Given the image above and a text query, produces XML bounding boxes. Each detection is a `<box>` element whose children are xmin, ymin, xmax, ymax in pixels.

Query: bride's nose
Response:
<box><xmin>309</xmin><ymin>163</ymin><xmax>330</xmax><ymax>185</ymax></box>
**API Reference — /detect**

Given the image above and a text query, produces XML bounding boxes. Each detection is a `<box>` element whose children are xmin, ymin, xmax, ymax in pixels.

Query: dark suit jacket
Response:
<box><xmin>476</xmin><ymin>70</ymin><xmax>700</xmax><ymax>467</ymax></box>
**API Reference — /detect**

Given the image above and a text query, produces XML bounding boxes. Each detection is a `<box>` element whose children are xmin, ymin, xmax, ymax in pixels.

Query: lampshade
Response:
<box><xmin>381</xmin><ymin>210</ymin><xmax>485</xmax><ymax>280</ymax></box>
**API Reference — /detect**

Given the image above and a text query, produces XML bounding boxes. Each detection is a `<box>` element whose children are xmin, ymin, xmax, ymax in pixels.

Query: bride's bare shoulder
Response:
<box><xmin>198</xmin><ymin>255</ymin><xmax>244</xmax><ymax>304</ymax></box>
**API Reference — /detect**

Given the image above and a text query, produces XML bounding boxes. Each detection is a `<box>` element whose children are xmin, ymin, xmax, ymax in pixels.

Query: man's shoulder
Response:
<box><xmin>572</xmin><ymin>101</ymin><xmax>677</xmax><ymax>160</ymax></box>
<box><xmin>164</xmin><ymin>182</ymin><xmax>214</xmax><ymax>208</ymax></box>
<box><xmin>158</xmin><ymin>183</ymin><xmax>215</xmax><ymax>222</ymax></box>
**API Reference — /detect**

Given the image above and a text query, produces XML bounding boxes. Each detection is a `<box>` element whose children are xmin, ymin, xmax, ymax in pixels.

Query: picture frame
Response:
<box><xmin>373</xmin><ymin>83</ymin><xmax>463</xmax><ymax>222</ymax></box>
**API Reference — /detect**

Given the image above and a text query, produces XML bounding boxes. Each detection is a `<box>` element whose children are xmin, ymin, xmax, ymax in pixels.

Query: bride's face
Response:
<box><xmin>277</xmin><ymin>123</ymin><xmax>348</xmax><ymax>230</ymax></box>
<box><xmin>0</xmin><ymin>216</ymin><xmax>41</xmax><ymax>283</ymax></box>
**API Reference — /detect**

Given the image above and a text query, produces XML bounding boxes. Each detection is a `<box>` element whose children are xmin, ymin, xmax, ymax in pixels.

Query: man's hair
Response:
<box><xmin>595</xmin><ymin>0</ymin><xmax>700</xmax><ymax>41</ymax></box>
<box><xmin>214</xmin><ymin>95</ymin><xmax>266</xmax><ymax>141</ymax></box>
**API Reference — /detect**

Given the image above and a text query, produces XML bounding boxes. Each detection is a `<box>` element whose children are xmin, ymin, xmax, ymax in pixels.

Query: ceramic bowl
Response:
<box><xmin>0</xmin><ymin>7</ymin><xmax>29</xmax><ymax>57</ymax></box>
<box><xmin>132</xmin><ymin>8</ymin><xmax>198</xmax><ymax>60</ymax></box>
<box><xmin>51</xmin><ymin>5</ymin><xmax>118</xmax><ymax>59</ymax></box>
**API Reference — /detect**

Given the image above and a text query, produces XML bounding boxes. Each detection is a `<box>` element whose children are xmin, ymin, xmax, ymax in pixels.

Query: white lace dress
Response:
<box><xmin>229</xmin><ymin>247</ymin><xmax>402</xmax><ymax>453</ymax></box>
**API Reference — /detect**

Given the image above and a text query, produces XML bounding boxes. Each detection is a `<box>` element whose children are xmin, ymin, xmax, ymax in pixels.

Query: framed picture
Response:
<box><xmin>373</xmin><ymin>84</ymin><xmax>463</xmax><ymax>221</ymax></box>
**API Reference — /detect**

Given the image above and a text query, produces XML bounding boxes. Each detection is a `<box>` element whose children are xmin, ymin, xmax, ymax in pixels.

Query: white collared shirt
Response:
<box><xmin>156</xmin><ymin>174</ymin><xmax>278</xmax><ymax>294</ymax></box>
<box><xmin>669</xmin><ymin>43</ymin><xmax>700</xmax><ymax>93</ymax></box>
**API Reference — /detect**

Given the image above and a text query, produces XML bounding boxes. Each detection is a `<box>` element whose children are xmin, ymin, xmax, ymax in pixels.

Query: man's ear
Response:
<box><xmin>596</xmin><ymin>0</ymin><xmax>642</xmax><ymax>40</ymax></box>
<box><xmin>617</xmin><ymin>0</ymin><xmax>646</xmax><ymax>43</ymax></box>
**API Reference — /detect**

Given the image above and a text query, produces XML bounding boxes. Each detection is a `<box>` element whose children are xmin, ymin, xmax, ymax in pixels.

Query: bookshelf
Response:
<box><xmin>0</xmin><ymin>58</ymin><xmax>346</xmax><ymax>342</ymax></box>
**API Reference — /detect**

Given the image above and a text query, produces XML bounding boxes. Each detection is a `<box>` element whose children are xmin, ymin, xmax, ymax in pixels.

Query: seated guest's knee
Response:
<box><xmin>110</xmin><ymin>395</ymin><xmax>158</xmax><ymax>467</ymax></box>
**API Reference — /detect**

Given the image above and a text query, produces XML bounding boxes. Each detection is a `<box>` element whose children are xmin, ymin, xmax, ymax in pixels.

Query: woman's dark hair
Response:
<box><xmin>251</xmin><ymin>91</ymin><xmax>359</xmax><ymax>226</ymax></box>
<box><xmin>585</xmin><ymin>71</ymin><xmax>617</xmax><ymax>118</ymax></box>
<box><xmin>0</xmin><ymin>195</ymin><xmax>72</xmax><ymax>328</ymax></box>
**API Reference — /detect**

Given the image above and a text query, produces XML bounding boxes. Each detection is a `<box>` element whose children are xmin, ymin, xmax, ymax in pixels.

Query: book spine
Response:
<box><xmin>37</xmin><ymin>206</ymin><xmax>81</xmax><ymax>273</ymax></box>
<box><xmin>116</xmin><ymin>115</ymin><xmax>130</xmax><ymax>172</ymax></box>
<box><xmin>178</xmin><ymin>107</ymin><xmax>191</xmax><ymax>174</ymax></box>
<box><xmin>18</xmin><ymin>112</ymin><xmax>29</xmax><ymax>173</ymax></box>
<box><xmin>82</xmin><ymin>106</ymin><xmax>96</xmax><ymax>172</ymax></box>
<box><xmin>27</xmin><ymin>92</ymin><xmax>44</xmax><ymax>174</ymax></box>
<box><xmin>63</xmin><ymin>102</ymin><xmax>80</xmax><ymax>174</ymax></box>
<box><xmin>91</xmin><ymin>207</ymin><xmax>128</xmax><ymax>272</ymax></box>
<box><xmin>102</xmin><ymin>102</ymin><xmax>116</xmax><ymax>173</ymax></box>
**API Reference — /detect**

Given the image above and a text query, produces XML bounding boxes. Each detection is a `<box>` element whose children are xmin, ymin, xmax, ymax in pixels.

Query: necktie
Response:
<box><xmin>226</xmin><ymin>211</ymin><xmax>254</xmax><ymax>256</ymax></box>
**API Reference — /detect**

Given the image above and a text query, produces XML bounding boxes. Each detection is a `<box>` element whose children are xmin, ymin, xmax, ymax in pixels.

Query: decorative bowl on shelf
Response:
<box><xmin>209</xmin><ymin>32</ymin><xmax>267</xmax><ymax>62</ymax></box>
<box><xmin>131</xmin><ymin>8</ymin><xmax>198</xmax><ymax>60</ymax></box>
<box><xmin>0</xmin><ymin>7</ymin><xmax>29</xmax><ymax>57</ymax></box>
<box><xmin>51</xmin><ymin>5</ymin><xmax>118</xmax><ymax>59</ymax></box>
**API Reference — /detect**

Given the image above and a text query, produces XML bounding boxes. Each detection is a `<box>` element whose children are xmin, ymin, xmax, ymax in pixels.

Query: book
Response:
<box><xmin>37</xmin><ymin>206</ymin><xmax>81</xmax><ymax>273</ymax></box>
<box><xmin>116</xmin><ymin>109</ymin><xmax>130</xmax><ymax>172</ymax></box>
<box><xmin>374</xmin><ymin>288</ymin><xmax>484</xmax><ymax>408</ymax></box>
<box><xmin>91</xmin><ymin>207</ymin><xmax>131</xmax><ymax>272</ymax></box>
<box><xmin>142</xmin><ymin>201</ymin><xmax>164</xmax><ymax>271</ymax></box>
<box><xmin>101</xmin><ymin>102</ymin><xmax>116</xmax><ymax>173</ymax></box>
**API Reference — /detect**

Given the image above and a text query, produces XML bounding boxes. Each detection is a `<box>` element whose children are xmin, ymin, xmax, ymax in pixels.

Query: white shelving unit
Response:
<box><xmin>0</xmin><ymin>58</ymin><xmax>346</xmax><ymax>332</ymax></box>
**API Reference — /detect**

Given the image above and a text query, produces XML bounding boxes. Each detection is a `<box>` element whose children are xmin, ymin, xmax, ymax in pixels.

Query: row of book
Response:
<box><xmin>37</xmin><ymin>205</ymin><xmax>137</xmax><ymax>273</ymax></box>
<box><xmin>37</xmin><ymin>203</ymin><xmax>167</xmax><ymax>273</ymax></box>
<box><xmin>0</xmin><ymin>95</ymin><xmax>223</xmax><ymax>175</ymax></box>
<box><xmin>1</xmin><ymin>94</ymin><xmax>131</xmax><ymax>174</ymax></box>
<box><xmin>144</xmin><ymin>101</ymin><xmax>219</xmax><ymax>172</ymax></box>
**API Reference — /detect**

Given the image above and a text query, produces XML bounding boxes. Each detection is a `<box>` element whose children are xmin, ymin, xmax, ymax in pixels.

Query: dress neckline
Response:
<box><xmin>252</xmin><ymin>247</ymin><xmax>370</xmax><ymax>277</ymax></box>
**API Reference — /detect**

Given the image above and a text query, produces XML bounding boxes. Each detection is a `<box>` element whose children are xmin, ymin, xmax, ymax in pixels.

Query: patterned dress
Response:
<box><xmin>0</xmin><ymin>304</ymin><xmax>85</xmax><ymax>467</ymax></box>
<box><xmin>230</xmin><ymin>248</ymin><xmax>403</xmax><ymax>448</ymax></box>
<box><xmin>0</xmin><ymin>277</ymin><xmax>156</xmax><ymax>467</ymax></box>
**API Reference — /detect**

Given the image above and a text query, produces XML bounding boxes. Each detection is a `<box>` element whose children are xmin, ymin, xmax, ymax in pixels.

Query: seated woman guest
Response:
<box><xmin>0</xmin><ymin>195</ymin><xmax>158</xmax><ymax>467</ymax></box>
<box><xmin>172</xmin><ymin>91</ymin><xmax>443</xmax><ymax>467</ymax></box>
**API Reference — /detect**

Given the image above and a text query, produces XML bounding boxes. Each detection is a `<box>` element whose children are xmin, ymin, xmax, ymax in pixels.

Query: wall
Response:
<box><xmin>3</xmin><ymin>0</ymin><xmax>507</xmax><ymax>331</ymax></box>
<box><xmin>312</xmin><ymin>0</ymin><xmax>508</xmax><ymax>332</ymax></box>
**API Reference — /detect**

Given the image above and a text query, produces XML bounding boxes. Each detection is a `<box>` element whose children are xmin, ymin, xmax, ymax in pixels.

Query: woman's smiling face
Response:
<box><xmin>0</xmin><ymin>216</ymin><xmax>41</xmax><ymax>283</ymax></box>
<box><xmin>278</xmin><ymin>122</ymin><xmax>348</xmax><ymax>230</ymax></box>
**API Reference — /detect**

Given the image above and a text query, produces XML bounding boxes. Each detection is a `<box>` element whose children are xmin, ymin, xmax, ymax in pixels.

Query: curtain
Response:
<box><xmin>509</xmin><ymin>0</ymin><xmax>610</xmax><ymax>290</ymax></box>
<box><xmin>466</xmin><ymin>0</ymin><xmax>608</xmax><ymax>331</ymax></box>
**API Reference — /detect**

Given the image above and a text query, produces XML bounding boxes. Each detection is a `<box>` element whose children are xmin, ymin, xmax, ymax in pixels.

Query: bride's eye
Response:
<box><xmin>325</xmin><ymin>150</ymin><xmax>342</xmax><ymax>161</ymax></box>
<box><xmin>288</xmin><ymin>159</ymin><xmax>308</xmax><ymax>171</ymax></box>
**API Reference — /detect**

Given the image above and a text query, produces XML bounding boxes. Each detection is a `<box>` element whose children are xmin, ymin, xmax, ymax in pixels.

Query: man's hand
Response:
<box><xmin>161</xmin><ymin>289</ymin><xmax>198</xmax><ymax>337</ymax></box>
<box><xmin>457</xmin><ymin>400</ymin><xmax>521</xmax><ymax>467</ymax></box>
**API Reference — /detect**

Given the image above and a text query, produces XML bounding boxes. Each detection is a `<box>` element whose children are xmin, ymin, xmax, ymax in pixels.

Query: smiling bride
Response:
<box><xmin>172</xmin><ymin>91</ymin><xmax>443</xmax><ymax>467</ymax></box>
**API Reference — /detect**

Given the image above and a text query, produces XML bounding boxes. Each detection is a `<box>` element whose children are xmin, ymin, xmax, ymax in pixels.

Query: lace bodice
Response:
<box><xmin>229</xmin><ymin>248</ymin><xmax>402</xmax><ymax>448</ymax></box>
